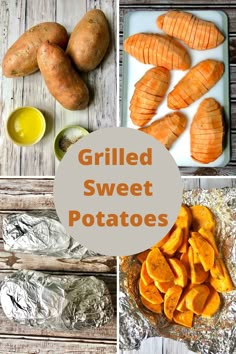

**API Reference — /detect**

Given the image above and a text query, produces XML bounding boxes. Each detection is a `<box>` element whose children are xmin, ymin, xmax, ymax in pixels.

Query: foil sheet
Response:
<box><xmin>3</xmin><ymin>213</ymin><xmax>99</xmax><ymax>259</ymax></box>
<box><xmin>120</xmin><ymin>187</ymin><xmax>236</xmax><ymax>353</ymax></box>
<box><xmin>1</xmin><ymin>270</ymin><xmax>114</xmax><ymax>330</ymax></box>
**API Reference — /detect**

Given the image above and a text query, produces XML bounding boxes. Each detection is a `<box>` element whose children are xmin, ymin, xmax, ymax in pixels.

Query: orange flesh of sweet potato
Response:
<box><xmin>209</xmin><ymin>258</ymin><xmax>234</xmax><ymax>292</ymax></box>
<box><xmin>173</xmin><ymin>310</ymin><xmax>194</xmax><ymax>328</ymax></box>
<box><xmin>210</xmin><ymin>258</ymin><xmax>224</xmax><ymax>279</ymax></box>
<box><xmin>151</xmin><ymin>231</ymin><xmax>171</xmax><ymax>248</ymax></box>
<box><xmin>201</xmin><ymin>286</ymin><xmax>221</xmax><ymax>317</ymax></box>
<box><xmin>136</xmin><ymin>249</ymin><xmax>150</xmax><ymax>264</ymax></box>
<box><xmin>164</xmin><ymin>285</ymin><xmax>183</xmax><ymax>320</ymax></box>
<box><xmin>139</xmin><ymin>278</ymin><xmax>163</xmax><ymax>304</ymax></box>
<box><xmin>168</xmin><ymin>258</ymin><xmax>188</xmax><ymax>287</ymax></box>
<box><xmin>141</xmin><ymin>296</ymin><xmax>162</xmax><ymax>314</ymax></box>
<box><xmin>139</xmin><ymin>112</ymin><xmax>187</xmax><ymax>150</ymax></box>
<box><xmin>176</xmin><ymin>283</ymin><xmax>194</xmax><ymax>311</ymax></box>
<box><xmin>190</xmin><ymin>205</ymin><xmax>215</xmax><ymax>232</ymax></box>
<box><xmin>160</xmin><ymin>227</ymin><xmax>184</xmax><ymax>256</ymax></box>
<box><xmin>154</xmin><ymin>280</ymin><xmax>175</xmax><ymax>293</ymax></box>
<box><xmin>141</xmin><ymin>261</ymin><xmax>154</xmax><ymax>286</ymax></box>
<box><xmin>198</xmin><ymin>228</ymin><xmax>219</xmax><ymax>256</ymax></box>
<box><xmin>188</xmin><ymin>247</ymin><xmax>209</xmax><ymax>284</ymax></box>
<box><xmin>167</xmin><ymin>60</ymin><xmax>224</xmax><ymax>110</ymax></box>
<box><xmin>180</xmin><ymin>252</ymin><xmax>191</xmax><ymax>278</ymax></box>
<box><xmin>189</xmin><ymin>233</ymin><xmax>215</xmax><ymax>271</ymax></box>
<box><xmin>124</xmin><ymin>33</ymin><xmax>191</xmax><ymax>70</ymax></box>
<box><xmin>176</xmin><ymin>205</ymin><xmax>192</xmax><ymax>253</ymax></box>
<box><xmin>146</xmin><ymin>248</ymin><xmax>174</xmax><ymax>282</ymax></box>
<box><xmin>185</xmin><ymin>284</ymin><xmax>210</xmax><ymax>315</ymax></box>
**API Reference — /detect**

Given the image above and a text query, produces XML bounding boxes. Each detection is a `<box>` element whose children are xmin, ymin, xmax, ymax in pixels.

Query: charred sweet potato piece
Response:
<box><xmin>164</xmin><ymin>285</ymin><xmax>183</xmax><ymax>320</ymax></box>
<box><xmin>173</xmin><ymin>310</ymin><xmax>194</xmax><ymax>328</ymax></box>
<box><xmin>146</xmin><ymin>248</ymin><xmax>174</xmax><ymax>282</ymax></box>
<box><xmin>139</xmin><ymin>278</ymin><xmax>163</xmax><ymax>304</ymax></box>
<box><xmin>185</xmin><ymin>284</ymin><xmax>210</xmax><ymax>315</ymax></box>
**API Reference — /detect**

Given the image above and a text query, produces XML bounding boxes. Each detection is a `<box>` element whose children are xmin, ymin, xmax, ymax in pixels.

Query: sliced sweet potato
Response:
<box><xmin>151</xmin><ymin>231</ymin><xmax>170</xmax><ymax>249</ymax></box>
<box><xmin>141</xmin><ymin>261</ymin><xmax>154</xmax><ymax>286</ymax></box>
<box><xmin>154</xmin><ymin>280</ymin><xmax>174</xmax><ymax>293</ymax></box>
<box><xmin>176</xmin><ymin>283</ymin><xmax>194</xmax><ymax>312</ymax></box>
<box><xmin>189</xmin><ymin>233</ymin><xmax>215</xmax><ymax>271</ymax></box>
<box><xmin>180</xmin><ymin>251</ymin><xmax>191</xmax><ymax>278</ymax></box>
<box><xmin>198</xmin><ymin>228</ymin><xmax>219</xmax><ymax>256</ymax></box>
<box><xmin>210</xmin><ymin>258</ymin><xmax>224</xmax><ymax>279</ymax></box>
<box><xmin>136</xmin><ymin>249</ymin><xmax>150</xmax><ymax>263</ymax></box>
<box><xmin>201</xmin><ymin>286</ymin><xmax>221</xmax><ymax>318</ymax></box>
<box><xmin>168</xmin><ymin>258</ymin><xmax>188</xmax><ymax>287</ymax></box>
<box><xmin>176</xmin><ymin>205</ymin><xmax>192</xmax><ymax>253</ymax></box>
<box><xmin>141</xmin><ymin>296</ymin><xmax>162</xmax><ymax>314</ymax></box>
<box><xmin>193</xmin><ymin>248</ymin><xmax>201</xmax><ymax>264</ymax></box>
<box><xmin>190</xmin><ymin>205</ymin><xmax>215</xmax><ymax>232</ymax></box>
<box><xmin>173</xmin><ymin>310</ymin><xmax>194</xmax><ymax>328</ymax></box>
<box><xmin>209</xmin><ymin>258</ymin><xmax>234</xmax><ymax>292</ymax></box>
<box><xmin>185</xmin><ymin>284</ymin><xmax>210</xmax><ymax>315</ymax></box>
<box><xmin>188</xmin><ymin>246</ymin><xmax>209</xmax><ymax>284</ymax></box>
<box><xmin>160</xmin><ymin>227</ymin><xmax>183</xmax><ymax>256</ymax></box>
<box><xmin>139</xmin><ymin>278</ymin><xmax>163</xmax><ymax>304</ymax></box>
<box><xmin>146</xmin><ymin>247</ymin><xmax>174</xmax><ymax>282</ymax></box>
<box><xmin>164</xmin><ymin>285</ymin><xmax>183</xmax><ymax>320</ymax></box>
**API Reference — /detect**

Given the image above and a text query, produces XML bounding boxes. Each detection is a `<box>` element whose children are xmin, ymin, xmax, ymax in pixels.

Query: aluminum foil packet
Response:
<box><xmin>120</xmin><ymin>187</ymin><xmax>236</xmax><ymax>354</ymax></box>
<box><xmin>1</xmin><ymin>270</ymin><xmax>114</xmax><ymax>330</ymax></box>
<box><xmin>3</xmin><ymin>212</ymin><xmax>99</xmax><ymax>259</ymax></box>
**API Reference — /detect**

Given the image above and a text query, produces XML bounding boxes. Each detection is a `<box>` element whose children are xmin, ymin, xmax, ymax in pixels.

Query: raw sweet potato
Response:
<box><xmin>139</xmin><ymin>112</ymin><xmax>187</xmax><ymax>149</ymax></box>
<box><xmin>198</xmin><ymin>228</ymin><xmax>219</xmax><ymax>256</ymax></box>
<box><xmin>157</xmin><ymin>11</ymin><xmax>224</xmax><ymax>50</ymax></box>
<box><xmin>188</xmin><ymin>246</ymin><xmax>209</xmax><ymax>284</ymax></box>
<box><xmin>124</xmin><ymin>33</ymin><xmax>191</xmax><ymax>70</ymax></box>
<box><xmin>164</xmin><ymin>285</ymin><xmax>183</xmax><ymax>320</ymax></box>
<box><xmin>201</xmin><ymin>286</ymin><xmax>221</xmax><ymax>318</ymax></box>
<box><xmin>160</xmin><ymin>227</ymin><xmax>183</xmax><ymax>256</ymax></box>
<box><xmin>173</xmin><ymin>310</ymin><xmax>194</xmax><ymax>328</ymax></box>
<box><xmin>185</xmin><ymin>284</ymin><xmax>210</xmax><ymax>315</ymax></box>
<box><xmin>130</xmin><ymin>67</ymin><xmax>170</xmax><ymax>126</ymax></box>
<box><xmin>66</xmin><ymin>10</ymin><xmax>110</xmax><ymax>72</ymax></box>
<box><xmin>168</xmin><ymin>60</ymin><xmax>224</xmax><ymax>110</ymax></box>
<box><xmin>190</xmin><ymin>205</ymin><xmax>215</xmax><ymax>232</ymax></box>
<box><xmin>141</xmin><ymin>261</ymin><xmax>154</xmax><ymax>286</ymax></box>
<box><xmin>139</xmin><ymin>278</ymin><xmax>163</xmax><ymax>304</ymax></box>
<box><xmin>146</xmin><ymin>248</ymin><xmax>174</xmax><ymax>282</ymax></box>
<box><xmin>141</xmin><ymin>296</ymin><xmax>162</xmax><ymax>313</ymax></box>
<box><xmin>190</xmin><ymin>98</ymin><xmax>224</xmax><ymax>164</ymax></box>
<box><xmin>210</xmin><ymin>258</ymin><xmax>234</xmax><ymax>292</ymax></box>
<box><xmin>136</xmin><ymin>249</ymin><xmax>150</xmax><ymax>264</ymax></box>
<box><xmin>3</xmin><ymin>22</ymin><xmax>68</xmax><ymax>77</ymax></box>
<box><xmin>189</xmin><ymin>233</ymin><xmax>215</xmax><ymax>271</ymax></box>
<box><xmin>154</xmin><ymin>280</ymin><xmax>174</xmax><ymax>293</ymax></box>
<box><xmin>37</xmin><ymin>42</ymin><xmax>89</xmax><ymax>110</ymax></box>
<box><xmin>168</xmin><ymin>258</ymin><xmax>188</xmax><ymax>287</ymax></box>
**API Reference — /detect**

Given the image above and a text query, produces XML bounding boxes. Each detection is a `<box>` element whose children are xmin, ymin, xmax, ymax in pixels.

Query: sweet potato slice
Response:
<box><xmin>185</xmin><ymin>284</ymin><xmax>210</xmax><ymax>315</ymax></box>
<box><xmin>210</xmin><ymin>258</ymin><xmax>224</xmax><ymax>279</ymax></box>
<box><xmin>188</xmin><ymin>246</ymin><xmax>209</xmax><ymax>284</ymax></box>
<box><xmin>139</xmin><ymin>278</ymin><xmax>163</xmax><ymax>304</ymax></box>
<box><xmin>146</xmin><ymin>247</ymin><xmax>174</xmax><ymax>282</ymax></box>
<box><xmin>160</xmin><ymin>227</ymin><xmax>183</xmax><ymax>256</ymax></box>
<box><xmin>141</xmin><ymin>296</ymin><xmax>162</xmax><ymax>314</ymax></box>
<box><xmin>176</xmin><ymin>205</ymin><xmax>192</xmax><ymax>253</ymax></box>
<box><xmin>176</xmin><ymin>283</ymin><xmax>194</xmax><ymax>312</ymax></box>
<box><xmin>201</xmin><ymin>286</ymin><xmax>221</xmax><ymax>318</ymax></box>
<box><xmin>198</xmin><ymin>228</ymin><xmax>219</xmax><ymax>256</ymax></box>
<box><xmin>154</xmin><ymin>280</ymin><xmax>174</xmax><ymax>293</ymax></box>
<box><xmin>189</xmin><ymin>233</ymin><xmax>215</xmax><ymax>271</ymax></box>
<box><xmin>164</xmin><ymin>285</ymin><xmax>183</xmax><ymax>320</ymax></box>
<box><xmin>141</xmin><ymin>261</ymin><xmax>154</xmax><ymax>286</ymax></box>
<box><xmin>180</xmin><ymin>252</ymin><xmax>190</xmax><ymax>278</ymax></box>
<box><xmin>173</xmin><ymin>310</ymin><xmax>193</xmax><ymax>328</ymax></box>
<box><xmin>168</xmin><ymin>258</ymin><xmax>188</xmax><ymax>287</ymax></box>
<box><xmin>209</xmin><ymin>258</ymin><xmax>234</xmax><ymax>292</ymax></box>
<box><xmin>190</xmin><ymin>205</ymin><xmax>215</xmax><ymax>232</ymax></box>
<box><xmin>151</xmin><ymin>231</ymin><xmax>170</xmax><ymax>249</ymax></box>
<box><xmin>136</xmin><ymin>249</ymin><xmax>150</xmax><ymax>264</ymax></box>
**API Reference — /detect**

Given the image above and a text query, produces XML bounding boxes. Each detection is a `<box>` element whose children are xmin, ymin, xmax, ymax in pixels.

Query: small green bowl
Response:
<box><xmin>54</xmin><ymin>125</ymin><xmax>89</xmax><ymax>161</ymax></box>
<box><xmin>6</xmin><ymin>106</ymin><xmax>46</xmax><ymax>146</ymax></box>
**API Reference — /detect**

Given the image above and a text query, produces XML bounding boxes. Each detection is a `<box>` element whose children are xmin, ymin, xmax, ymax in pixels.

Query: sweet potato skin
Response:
<box><xmin>3</xmin><ymin>22</ymin><xmax>68</xmax><ymax>77</ymax></box>
<box><xmin>37</xmin><ymin>42</ymin><xmax>89</xmax><ymax>111</ymax></box>
<box><xmin>66</xmin><ymin>9</ymin><xmax>110</xmax><ymax>72</ymax></box>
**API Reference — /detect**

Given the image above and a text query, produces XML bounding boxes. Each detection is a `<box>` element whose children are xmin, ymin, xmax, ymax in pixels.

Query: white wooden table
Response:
<box><xmin>121</xmin><ymin>177</ymin><xmax>235</xmax><ymax>354</ymax></box>
<box><xmin>0</xmin><ymin>0</ymin><xmax>116</xmax><ymax>176</ymax></box>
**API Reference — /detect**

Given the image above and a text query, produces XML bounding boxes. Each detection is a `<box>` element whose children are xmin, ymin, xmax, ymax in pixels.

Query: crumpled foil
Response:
<box><xmin>120</xmin><ymin>187</ymin><xmax>236</xmax><ymax>354</ymax></box>
<box><xmin>3</xmin><ymin>212</ymin><xmax>99</xmax><ymax>259</ymax></box>
<box><xmin>0</xmin><ymin>270</ymin><xmax>114</xmax><ymax>330</ymax></box>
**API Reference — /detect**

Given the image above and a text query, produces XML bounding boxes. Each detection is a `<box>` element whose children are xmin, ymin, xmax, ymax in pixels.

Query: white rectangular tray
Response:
<box><xmin>121</xmin><ymin>10</ymin><xmax>230</xmax><ymax>167</ymax></box>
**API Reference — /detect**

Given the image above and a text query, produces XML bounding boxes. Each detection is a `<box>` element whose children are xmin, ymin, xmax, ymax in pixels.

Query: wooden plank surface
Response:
<box><xmin>0</xmin><ymin>0</ymin><xmax>116</xmax><ymax>176</ymax></box>
<box><xmin>119</xmin><ymin>2</ymin><xmax>236</xmax><ymax>175</ymax></box>
<box><xmin>0</xmin><ymin>178</ymin><xmax>117</xmax><ymax>353</ymax></box>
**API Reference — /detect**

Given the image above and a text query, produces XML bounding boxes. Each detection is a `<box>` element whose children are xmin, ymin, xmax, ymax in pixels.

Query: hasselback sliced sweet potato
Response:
<box><xmin>124</xmin><ymin>33</ymin><xmax>191</xmax><ymax>70</ymax></box>
<box><xmin>130</xmin><ymin>67</ymin><xmax>170</xmax><ymax>127</ymax></box>
<box><xmin>157</xmin><ymin>11</ymin><xmax>224</xmax><ymax>50</ymax></box>
<box><xmin>139</xmin><ymin>112</ymin><xmax>187</xmax><ymax>149</ymax></box>
<box><xmin>168</xmin><ymin>60</ymin><xmax>224</xmax><ymax>110</ymax></box>
<box><xmin>190</xmin><ymin>98</ymin><xmax>225</xmax><ymax>164</ymax></box>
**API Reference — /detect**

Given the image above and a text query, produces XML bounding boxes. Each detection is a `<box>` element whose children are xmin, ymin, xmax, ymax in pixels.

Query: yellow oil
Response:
<box><xmin>7</xmin><ymin>108</ymin><xmax>45</xmax><ymax>145</ymax></box>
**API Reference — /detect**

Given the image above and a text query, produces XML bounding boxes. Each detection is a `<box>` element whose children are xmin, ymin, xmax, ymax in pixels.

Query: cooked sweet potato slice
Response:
<box><xmin>146</xmin><ymin>247</ymin><xmax>174</xmax><ymax>282</ymax></box>
<box><xmin>168</xmin><ymin>258</ymin><xmax>188</xmax><ymax>287</ymax></box>
<box><xmin>151</xmin><ymin>231</ymin><xmax>170</xmax><ymax>249</ymax></box>
<box><xmin>190</xmin><ymin>205</ymin><xmax>215</xmax><ymax>232</ymax></box>
<box><xmin>193</xmin><ymin>248</ymin><xmax>201</xmax><ymax>264</ymax></box>
<box><xmin>141</xmin><ymin>296</ymin><xmax>162</xmax><ymax>314</ymax></box>
<box><xmin>164</xmin><ymin>285</ymin><xmax>183</xmax><ymax>320</ymax></box>
<box><xmin>176</xmin><ymin>283</ymin><xmax>193</xmax><ymax>312</ymax></box>
<box><xmin>201</xmin><ymin>286</ymin><xmax>221</xmax><ymax>318</ymax></box>
<box><xmin>180</xmin><ymin>251</ymin><xmax>191</xmax><ymax>278</ymax></box>
<box><xmin>185</xmin><ymin>284</ymin><xmax>210</xmax><ymax>315</ymax></box>
<box><xmin>209</xmin><ymin>258</ymin><xmax>234</xmax><ymax>292</ymax></box>
<box><xmin>210</xmin><ymin>258</ymin><xmax>224</xmax><ymax>279</ymax></box>
<box><xmin>136</xmin><ymin>249</ymin><xmax>150</xmax><ymax>263</ymax></box>
<box><xmin>188</xmin><ymin>246</ymin><xmax>209</xmax><ymax>284</ymax></box>
<box><xmin>154</xmin><ymin>280</ymin><xmax>174</xmax><ymax>293</ymax></box>
<box><xmin>176</xmin><ymin>205</ymin><xmax>192</xmax><ymax>253</ymax></box>
<box><xmin>141</xmin><ymin>261</ymin><xmax>154</xmax><ymax>286</ymax></box>
<box><xmin>160</xmin><ymin>227</ymin><xmax>183</xmax><ymax>257</ymax></box>
<box><xmin>198</xmin><ymin>228</ymin><xmax>219</xmax><ymax>256</ymax></box>
<box><xmin>173</xmin><ymin>310</ymin><xmax>194</xmax><ymax>328</ymax></box>
<box><xmin>139</xmin><ymin>278</ymin><xmax>163</xmax><ymax>304</ymax></box>
<box><xmin>189</xmin><ymin>233</ymin><xmax>215</xmax><ymax>271</ymax></box>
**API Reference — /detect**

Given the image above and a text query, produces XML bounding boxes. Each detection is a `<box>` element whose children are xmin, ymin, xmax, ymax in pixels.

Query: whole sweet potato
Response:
<box><xmin>37</xmin><ymin>42</ymin><xmax>89</xmax><ymax>110</ymax></box>
<box><xmin>66</xmin><ymin>9</ymin><xmax>110</xmax><ymax>72</ymax></box>
<box><xmin>3</xmin><ymin>22</ymin><xmax>68</xmax><ymax>78</ymax></box>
